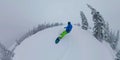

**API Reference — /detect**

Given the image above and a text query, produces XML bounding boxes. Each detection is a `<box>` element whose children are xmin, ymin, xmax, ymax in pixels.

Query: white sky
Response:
<box><xmin>0</xmin><ymin>0</ymin><xmax>120</xmax><ymax>48</ymax></box>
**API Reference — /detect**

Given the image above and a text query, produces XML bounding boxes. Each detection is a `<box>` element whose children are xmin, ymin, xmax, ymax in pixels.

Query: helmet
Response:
<box><xmin>68</xmin><ymin>22</ymin><xmax>71</xmax><ymax>24</ymax></box>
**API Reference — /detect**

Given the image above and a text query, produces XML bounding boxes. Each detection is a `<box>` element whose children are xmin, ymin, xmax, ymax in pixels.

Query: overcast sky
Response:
<box><xmin>0</xmin><ymin>0</ymin><xmax>120</xmax><ymax>48</ymax></box>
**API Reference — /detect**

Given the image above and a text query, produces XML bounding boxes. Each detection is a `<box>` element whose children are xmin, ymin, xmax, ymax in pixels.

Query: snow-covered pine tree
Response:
<box><xmin>93</xmin><ymin>22</ymin><xmax>103</xmax><ymax>41</ymax></box>
<box><xmin>87</xmin><ymin>4</ymin><xmax>105</xmax><ymax>42</ymax></box>
<box><xmin>103</xmin><ymin>22</ymin><xmax>110</xmax><ymax>42</ymax></box>
<box><xmin>116</xmin><ymin>50</ymin><xmax>120</xmax><ymax>60</ymax></box>
<box><xmin>108</xmin><ymin>30</ymin><xmax>119</xmax><ymax>50</ymax></box>
<box><xmin>109</xmin><ymin>31</ymin><xmax>116</xmax><ymax>50</ymax></box>
<box><xmin>116</xmin><ymin>30</ymin><xmax>119</xmax><ymax>45</ymax></box>
<box><xmin>0</xmin><ymin>42</ymin><xmax>6</xmax><ymax>59</ymax></box>
<box><xmin>113</xmin><ymin>30</ymin><xmax>119</xmax><ymax>50</ymax></box>
<box><xmin>0</xmin><ymin>42</ymin><xmax>14</xmax><ymax>60</ymax></box>
<box><xmin>112</xmin><ymin>30</ymin><xmax>119</xmax><ymax>50</ymax></box>
<box><xmin>80</xmin><ymin>11</ymin><xmax>88</xmax><ymax>30</ymax></box>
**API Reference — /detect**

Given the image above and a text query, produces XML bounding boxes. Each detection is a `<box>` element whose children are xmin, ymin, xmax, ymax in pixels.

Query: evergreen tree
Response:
<box><xmin>103</xmin><ymin>22</ymin><xmax>110</xmax><ymax>42</ymax></box>
<box><xmin>113</xmin><ymin>30</ymin><xmax>119</xmax><ymax>50</ymax></box>
<box><xmin>116</xmin><ymin>50</ymin><xmax>120</xmax><ymax>60</ymax></box>
<box><xmin>87</xmin><ymin>4</ymin><xmax>105</xmax><ymax>41</ymax></box>
<box><xmin>108</xmin><ymin>30</ymin><xmax>119</xmax><ymax>50</ymax></box>
<box><xmin>80</xmin><ymin>11</ymin><xmax>88</xmax><ymax>30</ymax></box>
<box><xmin>116</xmin><ymin>30</ymin><xmax>119</xmax><ymax>45</ymax></box>
<box><xmin>0</xmin><ymin>42</ymin><xmax>14</xmax><ymax>60</ymax></box>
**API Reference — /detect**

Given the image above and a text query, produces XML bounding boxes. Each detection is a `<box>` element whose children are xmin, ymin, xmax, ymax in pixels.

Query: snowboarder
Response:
<box><xmin>55</xmin><ymin>22</ymin><xmax>73</xmax><ymax>44</ymax></box>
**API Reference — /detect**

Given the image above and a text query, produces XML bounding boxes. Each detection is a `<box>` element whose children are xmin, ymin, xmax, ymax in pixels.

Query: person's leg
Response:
<box><xmin>59</xmin><ymin>30</ymin><xmax>68</xmax><ymax>39</ymax></box>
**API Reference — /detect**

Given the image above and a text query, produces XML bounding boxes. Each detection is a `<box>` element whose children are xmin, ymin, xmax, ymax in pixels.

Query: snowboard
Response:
<box><xmin>55</xmin><ymin>37</ymin><xmax>61</xmax><ymax>44</ymax></box>
<box><xmin>55</xmin><ymin>30</ymin><xmax>68</xmax><ymax>44</ymax></box>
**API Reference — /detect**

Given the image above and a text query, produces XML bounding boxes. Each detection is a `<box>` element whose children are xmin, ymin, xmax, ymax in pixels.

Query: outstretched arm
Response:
<box><xmin>64</xmin><ymin>27</ymin><xmax>66</xmax><ymax>28</ymax></box>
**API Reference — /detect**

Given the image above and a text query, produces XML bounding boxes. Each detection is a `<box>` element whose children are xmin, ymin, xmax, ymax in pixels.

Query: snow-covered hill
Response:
<box><xmin>13</xmin><ymin>26</ymin><xmax>114</xmax><ymax>60</ymax></box>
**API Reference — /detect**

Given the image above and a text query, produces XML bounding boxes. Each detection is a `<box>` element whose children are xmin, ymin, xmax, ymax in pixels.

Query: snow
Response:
<box><xmin>13</xmin><ymin>26</ymin><xmax>114</xmax><ymax>60</ymax></box>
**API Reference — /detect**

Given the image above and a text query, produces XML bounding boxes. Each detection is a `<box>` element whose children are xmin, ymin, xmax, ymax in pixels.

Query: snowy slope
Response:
<box><xmin>13</xmin><ymin>26</ymin><xmax>114</xmax><ymax>60</ymax></box>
